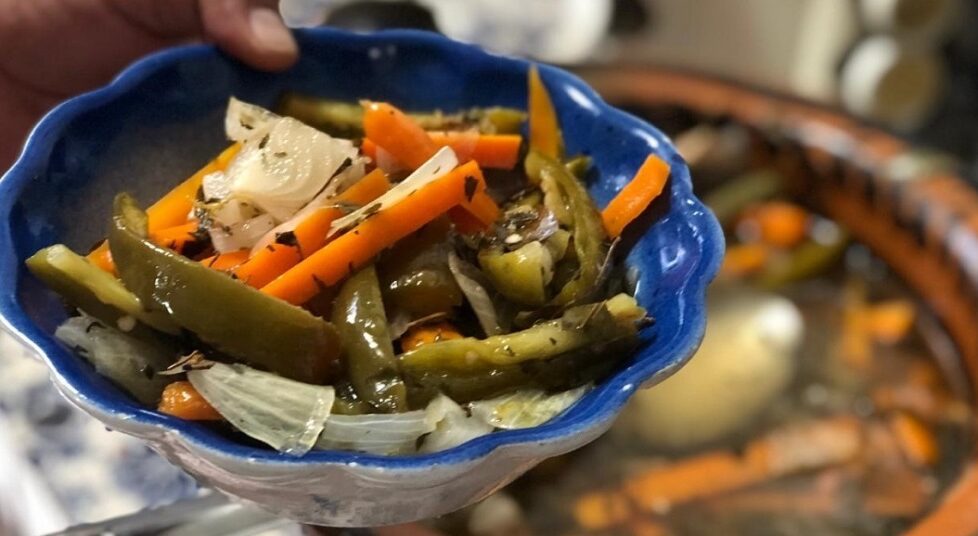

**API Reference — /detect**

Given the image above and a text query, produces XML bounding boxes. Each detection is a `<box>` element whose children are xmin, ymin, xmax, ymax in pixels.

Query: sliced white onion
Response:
<box><xmin>315</xmin><ymin>409</ymin><xmax>435</xmax><ymax>455</ymax></box>
<box><xmin>447</xmin><ymin>251</ymin><xmax>502</xmax><ymax>336</ymax></box>
<box><xmin>250</xmin><ymin>157</ymin><xmax>368</xmax><ymax>255</ymax></box>
<box><xmin>329</xmin><ymin>146</ymin><xmax>459</xmax><ymax>236</ymax></box>
<box><xmin>56</xmin><ymin>316</ymin><xmax>176</xmax><ymax>405</ymax></box>
<box><xmin>188</xmin><ymin>363</ymin><xmax>335</xmax><ymax>455</ymax></box>
<box><xmin>420</xmin><ymin>394</ymin><xmax>494</xmax><ymax>453</ymax></box>
<box><xmin>468</xmin><ymin>385</ymin><xmax>589</xmax><ymax>430</ymax></box>
<box><xmin>209</xmin><ymin>213</ymin><xmax>277</xmax><ymax>253</ymax></box>
<box><xmin>225</xmin><ymin>97</ymin><xmax>280</xmax><ymax>142</ymax></box>
<box><xmin>226</xmin><ymin>118</ymin><xmax>358</xmax><ymax>221</ymax></box>
<box><xmin>201</xmin><ymin>170</ymin><xmax>232</xmax><ymax>202</ymax></box>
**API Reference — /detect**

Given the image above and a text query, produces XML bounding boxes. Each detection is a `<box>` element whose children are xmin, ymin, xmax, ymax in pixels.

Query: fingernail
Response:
<box><xmin>249</xmin><ymin>7</ymin><xmax>299</xmax><ymax>55</ymax></box>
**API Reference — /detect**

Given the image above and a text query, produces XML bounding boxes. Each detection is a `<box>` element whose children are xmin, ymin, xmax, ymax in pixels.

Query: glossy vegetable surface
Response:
<box><xmin>109</xmin><ymin>194</ymin><xmax>341</xmax><ymax>384</ymax></box>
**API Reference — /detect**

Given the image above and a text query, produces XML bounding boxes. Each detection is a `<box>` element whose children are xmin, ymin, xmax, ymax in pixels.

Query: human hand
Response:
<box><xmin>0</xmin><ymin>0</ymin><xmax>299</xmax><ymax>170</ymax></box>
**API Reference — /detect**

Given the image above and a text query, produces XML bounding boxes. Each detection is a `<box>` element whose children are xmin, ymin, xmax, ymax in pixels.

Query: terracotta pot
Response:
<box><xmin>575</xmin><ymin>65</ymin><xmax>978</xmax><ymax>536</ymax></box>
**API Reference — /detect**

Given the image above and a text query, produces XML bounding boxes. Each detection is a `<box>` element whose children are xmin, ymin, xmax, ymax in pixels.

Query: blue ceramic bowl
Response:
<box><xmin>0</xmin><ymin>29</ymin><xmax>722</xmax><ymax>525</ymax></box>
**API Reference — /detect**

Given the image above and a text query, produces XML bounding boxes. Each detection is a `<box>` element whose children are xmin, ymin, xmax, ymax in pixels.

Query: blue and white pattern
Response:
<box><xmin>0</xmin><ymin>330</ymin><xmax>198</xmax><ymax>534</ymax></box>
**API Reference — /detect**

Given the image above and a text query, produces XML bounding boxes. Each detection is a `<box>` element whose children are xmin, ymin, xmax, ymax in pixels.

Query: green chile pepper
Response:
<box><xmin>526</xmin><ymin>150</ymin><xmax>610</xmax><ymax>306</ymax></box>
<box><xmin>109</xmin><ymin>193</ymin><xmax>341</xmax><ymax>384</ymax></box>
<box><xmin>757</xmin><ymin>232</ymin><xmax>849</xmax><ymax>289</ymax></box>
<box><xmin>565</xmin><ymin>155</ymin><xmax>592</xmax><ymax>179</ymax></box>
<box><xmin>478</xmin><ymin>241</ymin><xmax>553</xmax><ymax>307</ymax></box>
<box><xmin>379</xmin><ymin>219</ymin><xmax>462</xmax><ymax>318</ymax></box>
<box><xmin>332</xmin><ymin>265</ymin><xmax>408</xmax><ymax>413</ymax></box>
<box><xmin>26</xmin><ymin>244</ymin><xmax>179</xmax><ymax>337</ymax></box>
<box><xmin>703</xmin><ymin>169</ymin><xmax>783</xmax><ymax>226</ymax></box>
<box><xmin>401</xmin><ymin>293</ymin><xmax>644</xmax><ymax>371</ymax></box>
<box><xmin>278</xmin><ymin>93</ymin><xmax>527</xmax><ymax>136</ymax></box>
<box><xmin>402</xmin><ymin>294</ymin><xmax>645</xmax><ymax>402</ymax></box>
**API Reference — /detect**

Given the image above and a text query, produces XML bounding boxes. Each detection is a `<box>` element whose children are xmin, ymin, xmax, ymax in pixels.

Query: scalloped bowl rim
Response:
<box><xmin>0</xmin><ymin>29</ymin><xmax>723</xmax><ymax>471</ymax></box>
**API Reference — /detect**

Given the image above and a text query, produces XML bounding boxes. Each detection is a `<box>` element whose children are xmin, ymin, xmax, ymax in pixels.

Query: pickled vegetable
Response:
<box><xmin>526</xmin><ymin>151</ymin><xmax>610</xmax><ymax>307</ymax></box>
<box><xmin>26</xmin><ymin>245</ymin><xmax>178</xmax><ymax>337</ymax></box>
<box><xmin>109</xmin><ymin>193</ymin><xmax>341</xmax><ymax>384</ymax></box>
<box><xmin>332</xmin><ymin>265</ymin><xmax>408</xmax><ymax>413</ymax></box>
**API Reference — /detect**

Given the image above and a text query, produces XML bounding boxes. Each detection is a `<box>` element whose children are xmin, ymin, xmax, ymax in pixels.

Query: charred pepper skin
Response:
<box><xmin>109</xmin><ymin>193</ymin><xmax>341</xmax><ymax>384</ymax></box>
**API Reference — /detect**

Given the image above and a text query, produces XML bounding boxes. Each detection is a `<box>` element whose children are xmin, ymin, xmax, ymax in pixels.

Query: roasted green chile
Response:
<box><xmin>525</xmin><ymin>150</ymin><xmax>610</xmax><ymax>307</ymax></box>
<box><xmin>401</xmin><ymin>294</ymin><xmax>646</xmax><ymax>402</ymax></box>
<box><xmin>380</xmin><ymin>219</ymin><xmax>462</xmax><ymax>318</ymax></box>
<box><xmin>278</xmin><ymin>93</ymin><xmax>527</xmax><ymax>137</ymax></box>
<box><xmin>332</xmin><ymin>265</ymin><xmax>408</xmax><ymax>413</ymax></box>
<box><xmin>25</xmin><ymin>244</ymin><xmax>178</xmax><ymax>338</ymax></box>
<box><xmin>109</xmin><ymin>193</ymin><xmax>341</xmax><ymax>384</ymax></box>
<box><xmin>400</xmin><ymin>294</ymin><xmax>645</xmax><ymax>402</ymax></box>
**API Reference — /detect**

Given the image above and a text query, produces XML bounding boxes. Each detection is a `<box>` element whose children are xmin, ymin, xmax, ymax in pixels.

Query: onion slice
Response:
<box><xmin>468</xmin><ymin>385</ymin><xmax>589</xmax><ymax>429</ymax></box>
<box><xmin>329</xmin><ymin>146</ymin><xmax>459</xmax><ymax>236</ymax></box>
<box><xmin>188</xmin><ymin>363</ymin><xmax>335</xmax><ymax>455</ymax></box>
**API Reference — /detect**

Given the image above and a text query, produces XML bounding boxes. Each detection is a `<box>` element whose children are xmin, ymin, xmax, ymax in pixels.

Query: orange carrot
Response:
<box><xmin>362</xmin><ymin>133</ymin><xmax>523</xmax><ymax>170</ymax></box>
<box><xmin>147</xmin><ymin>142</ymin><xmax>241</xmax><ymax>232</ymax></box>
<box><xmin>262</xmin><ymin>161</ymin><xmax>486</xmax><ymax>305</ymax></box>
<box><xmin>86</xmin><ymin>143</ymin><xmax>241</xmax><ymax>273</ymax></box>
<box><xmin>401</xmin><ymin>321</ymin><xmax>463</xmax><ymax>351</ymax></box>
<box><xmin>450</xmin><ymin>185</ymin><xmax>500</xmax><ymax>233</ymax></box>
<box><xmin>720</xmin><ymin>243</ymin><xmax>770</xmax><ymax>278</ymax></box>
<box><xmin>601</xmin><ymin>154</ymin><xmax>670</xmax><ymax>238</ymax></box>
<box><xmin>87</xmin><ymin>243</ymin><xmax>115</xmax><ymax>274</ymax></box>
<box><xmin>148</xmin><ymin>222</ymin><xmax>200</xmax><ymax>253</ymax></box>
<box><xmin>158</xmin><ymin>381</ymin><xmax>222</xmax><ymax>420</ymax></box>
<box><xmin>429</xmin><ymin>132</ymin><xmax>522</xmax><ymax>169</ymax></box>
<box><xmin>864</xmin><ymin>300</ymin><xmax>916</xmax><ymax>344</ymax></box>
<box><xmin>528</xmin><ymin>65</ymin><xmax>561</xmax><ymax>159</ymax></box>
<box><xmin>573</xmin><ymin>491</ymin><xmax>632</xmax><ymax>531</ymax></box>
<box><xmin>233</xmin><ymin>169</ymin><xmax>392</xmax><ymax>288</ymax></box>
<box><xmin>742</xmin><ymin>201</ymin><xmax>810</xmax><ymax>249</ymax></box>
<box><xmin>362</xmin><ymin>101</ymin><xmax>438</xmax><ymax>169</ymax></box>
<box><xmin>199</xmin><ymin>249</ymin><xmax>250</xmax><ymax>272</ymax></box>
<box><xmin>889</xmin><ymin>412</ymin><xmax>938</xmax><ymax>467</ymax></box>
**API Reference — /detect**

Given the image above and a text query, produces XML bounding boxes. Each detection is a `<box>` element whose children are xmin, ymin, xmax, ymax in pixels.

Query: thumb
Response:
<box><xmin>200</xmin><ymin>0</ymin><xmax>299</xmax><ymax>71</ymax></box>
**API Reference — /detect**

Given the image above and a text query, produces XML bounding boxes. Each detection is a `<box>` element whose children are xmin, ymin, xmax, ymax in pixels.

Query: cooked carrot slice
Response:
<box><xmin>601</xmin><ymin>154</ymin><xmax>670</xmax><ymax>238</ymax></box>
<box><xmin>262</xmin><ymin>161</ymin><xmax>486</xmax><ymax>305</ymax></box>
<box><xmin>362</xmin><ymin>101</ymin><xmax>438</xmax><ymax>169</ymax></box>
<box><xmin>233</xmin><ymin>169</ymin><xmax>392</xmax><ymax>288</ymax></box>
<box><xmin>158</xmin><ymin>381</ymin><xmax>222</xmax><ymax>421</ymax></box>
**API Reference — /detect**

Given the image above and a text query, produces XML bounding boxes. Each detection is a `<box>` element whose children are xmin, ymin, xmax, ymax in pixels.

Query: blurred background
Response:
<box><xmin>3</xmin><ymin>0</ymin><xmax>978</xmax><ymax>534</ymax></box>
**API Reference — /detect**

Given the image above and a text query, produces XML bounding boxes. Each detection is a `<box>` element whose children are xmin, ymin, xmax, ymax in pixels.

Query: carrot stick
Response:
<box><xmin>720</xmin><ymin>243</ymin><xmax>770</xmax><ymax>278</ymax></box>
<box><xmin>622</xmin><ymin>416</ymin><xmax>860</xmax><ymax>511</ymax></box>
<box><xmin>362</xmin><ymin>133</ymin><xmax>523</xmax><ymax>170</ymax></box>
<box><xmin>362</xmin><ymin>101</ymin><xmax>438</xmax><ymax>169</ymax></box>
<box><xmin>741</xmin><ymin>201</ymin><xmax>810</xmax><ymax>249</ymax></box>
<box><xmin>864</xmin><ymin>300</ymin><xmax>915</xmax><ymax>344</ymax></box>
<box><xmin>148</xmin><ymin>142</ymin><xmax>241</xmax><ymax>232</ymax></box>
<box><xmin>233</xmin><ymin>169</ymin><xmax>392</xmax><ymax>288</ymax></box>
<box><xmin>87</xmin><ymin>243</ymin><xmax>115</xmax><ymax>274</ymax></box>
<box><xmin>602</xmin><ymin>154</ymin><xmax>671</xmax><ymax>238</ymax></box>
<box><xmin>573</xmin><ymin>491</ymin><xmax>632</xmax><ymax>531</ymax></box>
<box><xmin>889</xmin><ymin>412</ymin><xmax>938</xmax><ymax>467</ymax></box>
<box><xmin>199</xmin><ymin>249</ymin><xmax>250</xmax><ymax>271</ymax></box>
<box><xmin>148</xmin><ymin>222</ymin><xmax>200</xmax><ymax>253</ymax></box>
<box><xmin>528</xmin><ymin>65</ymin><xmax>561</xmax><ymax>159</ymax></box>
<box><xmin>262</xmin><ymin>161</ymin><xmax>486</xmax><ymax>305</ymax></box>
<box><xmin>86</xmin><ymin>143</ymin><xmax>241</xmax><ymax>273</ymax></box>
<box><xmin>401</xmin><ymin>321</ymin><xmax>463</xmax><ymax>351</ymax></box>
<box><xmin>429</xmin><ymin>132</ymin><xmax>522</xmax><ymax>169</ymax></box>
<box><xmin>158</xmin><ymin>381</ymin><xmax>222</xmax><ymax>420</ymax></box>
<box><xmin>573</xmin><ymin>416</ymin><xmax>860</xmax><ymax>530</ymax></box>
<box><xmin>451</xmin><ymin>187</ymin><xmax>500</xmax><ymax>233</ymax></box>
